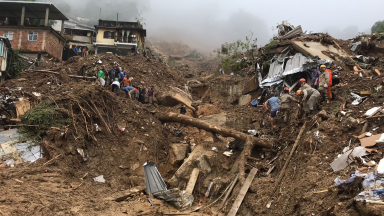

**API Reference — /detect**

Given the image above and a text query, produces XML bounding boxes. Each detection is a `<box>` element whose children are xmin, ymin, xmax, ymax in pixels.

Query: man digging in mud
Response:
<box><xmin>280</xmin><ymin>87</ymin><xmax>299</xmax><ymax>123</ymax></box>
<box><xmin>264</xmin><ymin>95</ymin><xmax>281</xmax><ymax>128</ymax></box>
<box><xmin>297</xmin><ymin>86</ymin><xmax>321</xmax><ymax>117</ymax></box>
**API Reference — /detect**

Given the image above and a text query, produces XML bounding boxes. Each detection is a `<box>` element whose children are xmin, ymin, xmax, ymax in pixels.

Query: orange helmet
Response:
<box><xmin>284</xmin><ymin>87</ymin><xmax>289</xmax><ymax>91</ymax></box>
<box><xmin>296</xmin><ymin>90</ymin><xmax>302</xmax><ymax>96</ymax></box>
<box><xmin>300</xmin><ymin>78</ymin><xmax>306</xmax><ymax>83</ymax></box>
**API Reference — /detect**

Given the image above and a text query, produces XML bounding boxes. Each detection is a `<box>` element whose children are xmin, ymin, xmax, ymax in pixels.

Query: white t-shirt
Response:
<box><xmin>112</xmin><ymin>81</ymin><xmax>120</xmax><ymax>88</ymax></box>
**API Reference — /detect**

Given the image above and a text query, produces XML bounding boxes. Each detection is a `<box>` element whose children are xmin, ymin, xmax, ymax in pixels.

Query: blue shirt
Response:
<box><xmin>74</xmin><ymin>47</ymin><xmax>78</xmax><ymax>53</ymax></box>
<box><xmin>267</xmin><ymin>97</ymin><xmax>281</xmax><ymax>111</ymax></box>
<box><xmin>119</xmin><ymin>71</ymin><xmax>126</xmax><ymax>80</ymax></box>
<box><xmin>108</xmin><ymin>69</ymin><xmax>115</xmax><ymax>79</ymax></box>
<box><xmin>124</xmin><ymin>86</ymin><xmax>134</xmax><ymax>92</ymax></box>
<box><xmin>311</xmin><ymin>71</ymin><xmax>321</xmax><ymax>85</ymax></box>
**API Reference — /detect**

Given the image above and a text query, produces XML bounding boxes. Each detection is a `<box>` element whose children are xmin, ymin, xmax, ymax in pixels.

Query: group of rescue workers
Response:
<box><xmin>264</xmin><ymin>65</ymin><xmax>333</xmax><ymax>128</ymax></box>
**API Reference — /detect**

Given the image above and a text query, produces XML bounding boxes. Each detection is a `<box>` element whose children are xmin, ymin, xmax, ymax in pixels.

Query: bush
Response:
<box><xmin>6</xmin><ymin>50</ymin><xmax>24</xmax><ymax>78</ymax></box>
<box><xmin>20</xmin><ymin>99</ymin><xmax>70</xmax><ymax>140</ymax></box>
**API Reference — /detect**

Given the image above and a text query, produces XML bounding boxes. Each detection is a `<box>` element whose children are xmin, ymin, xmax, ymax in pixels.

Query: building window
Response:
<box><xmin>3</xmin><ymin>31</ymin><xmax>13</xmax><ymax>41</ymax></box>
<box><xmin>28</xmin><ymin>32</ymin><xmax>38</xmax><ymax>41</ymax></box>
<box><xmin>103</xmin><ymin>31</ymin><xmax>114</xmax><ymax>39</ymax></box>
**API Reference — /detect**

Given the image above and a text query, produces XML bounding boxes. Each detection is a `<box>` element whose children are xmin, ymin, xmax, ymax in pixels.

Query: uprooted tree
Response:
<box><xmin>155</xmin><ymin>112</ymin><xmax>272</xmax><ymax>183</ymax></box>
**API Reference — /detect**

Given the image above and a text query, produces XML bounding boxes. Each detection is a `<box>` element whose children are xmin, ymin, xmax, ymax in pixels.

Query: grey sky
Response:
<box><xmin>144</xmin><ymin>0</ymin><xmax>383</xmax><ymax>50</ymax></box>
<box><xmin>40</xmin><ymin>0</ymin><xmax>384</xmax><ymax>50</ymax></box>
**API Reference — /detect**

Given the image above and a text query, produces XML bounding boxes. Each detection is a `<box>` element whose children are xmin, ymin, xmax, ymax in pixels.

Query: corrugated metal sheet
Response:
<box><xmin>261</xmin><ymin>60</ymin><xmax>284</xmax><ymax>84</ymax></box>
<box><xmin>283</xmin><ymin>53</ymin><xmax>312</xmax><ymax>76</ymax></box>
<box><xmin>143</xmin><ymin>162</ymin><xmax>167</xmax><ymax>194</ymax></box>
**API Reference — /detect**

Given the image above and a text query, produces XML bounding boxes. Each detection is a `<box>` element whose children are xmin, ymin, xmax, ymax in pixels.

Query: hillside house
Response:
<box><xmin>94</xmin><ymin>19</ymin><xmax>146</xmax><ymax>55</ymax></box>
<box><xmin>0</xmin><ymin>1</ymin><xmax>68</xmax><ymax>60</ymax></box>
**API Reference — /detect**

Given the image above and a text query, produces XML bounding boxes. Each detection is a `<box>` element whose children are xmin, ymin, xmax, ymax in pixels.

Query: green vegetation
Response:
<box><xmin>6</xmin><ymin>50</ymin><xmax>24</xmax><ymax>78</ymax></box>
<box><xmin>371</xmin><ymin>20</ymin><xmax>384</xmax><ymax>34</ymax></box>
<box><xmin>214</xmin><ymin>32</ymin><xmax>257</xmax><ymax>75</ymax></box>
<box><xmin>20</xmin><ymin>99</ymin><xmax>70</xmax><ymax>141</ymax></box>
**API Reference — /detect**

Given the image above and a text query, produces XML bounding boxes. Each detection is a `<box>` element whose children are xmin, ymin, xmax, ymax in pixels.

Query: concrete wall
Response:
<box><xmin>96</xmin><ymin>28</ymin><xmax>115</xmax><ymax>44</ymax></box>
<box><xmin>0</xmin><ymin>27</ymin><xmax>65</xmax><ymax>60</ymax></box>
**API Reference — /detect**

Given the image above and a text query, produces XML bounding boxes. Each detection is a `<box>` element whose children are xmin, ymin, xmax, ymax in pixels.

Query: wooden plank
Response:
<box><xmin>14</xmin><ymin>100</ymin><xmax>31</xmax><ymax>117</ymax></box>
<box><xmin>227</xmin><ymin>168</ymin><xmax>258</xmax><ymax>216</ymax></box>
<box><xmin>185</xmin><ymin>168</ymin><xmax>199</xmax><ymax>195</ymax></box>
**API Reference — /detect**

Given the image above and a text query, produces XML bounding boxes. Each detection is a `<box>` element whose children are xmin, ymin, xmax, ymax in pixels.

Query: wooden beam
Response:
<box><xmin>185</xmin><ymin>168</ymin><xmax>199</xmax><ymax>195</ymax></box>
<box><xmin>227</xmin><ymin>168</ymin><xmax>258</xmax><ymax>216</ymax></box>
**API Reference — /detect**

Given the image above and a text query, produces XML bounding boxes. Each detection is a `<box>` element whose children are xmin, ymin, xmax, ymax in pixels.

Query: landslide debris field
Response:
<box><xmin>1</xmin><ymin>32</ymin><xmax>384</xmax><ymax>216</ymax></box>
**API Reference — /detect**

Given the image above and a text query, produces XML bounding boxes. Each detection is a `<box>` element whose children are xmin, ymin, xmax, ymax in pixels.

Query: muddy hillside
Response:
<box><xmin>1</xmin><ymin>24</ymin><xmax>384</xmax><ymax>216</ymax></box>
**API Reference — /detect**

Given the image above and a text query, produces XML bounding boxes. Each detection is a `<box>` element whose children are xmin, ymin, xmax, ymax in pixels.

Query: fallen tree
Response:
<box><xmin>155</xmin><ymin>112</ymin><xmax>272</xmax><ymax>183</ymax></box>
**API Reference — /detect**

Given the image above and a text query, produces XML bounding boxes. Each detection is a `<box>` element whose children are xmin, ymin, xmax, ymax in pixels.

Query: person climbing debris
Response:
<box><xmin>297</xmin><ymin>86</ymin><xmax>321</xmax><ymax>117</ymax></box>
<box><xmin>98</xmin><ymin>67</ymin><xmax>106</xmax><ymax>87</ymax></box>
<box><xmin>146</xmin><ymin>86</ymin><xmax>155</xmax><ymax>104</ymax></box>
<box><xmin>111</xmin><ymin>78</ymin><xmax>120</xmax><ymax>96</ymax></box>
<box><xmin>264</xmin><ymin>95</ymin><xmax>281</xmax><ymax>128</ymax></box>
<box><xmin>300</xmin><ymin>78</ymin><xmax>311</xmax><ymax>90</ymax></box>
<box><xmin>119</xmin><ymin>67</ymin><xmax>126</xmax><ymax>82</ymax></box>
<box><xmin>311</xmin><ymin>67</ymin><xmax>321</xmax><ymax>89</ymax></box>
<box><xmin>139</xmin><ymin>86</ymin><xmax>146</xmax><ymax>104</ymax></box>
<box><xmin>318</xmin><ymin>65</ymin><xmax>332</xmax><ymax>103</ymax></box>
<box><xmin>179</xmin><ymin>104</ymin><xmax>187</xmax><ymax>115</ymax></box>
<box><xmin>280</xmin><ymin>87</ymin><xmax>299</xmax><ymax>123</ymax></box>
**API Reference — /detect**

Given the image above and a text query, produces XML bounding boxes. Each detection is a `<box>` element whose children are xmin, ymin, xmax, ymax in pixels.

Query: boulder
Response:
<box><xmin>158</xmin><ymin>87</ymin><xmax>195</xmax><ymax>111</ymax></box>
<box><xmin>169</xmin><ymin>144</ymin><xmax>190</xmax><ymax>165</ymax></box>
<box><xmin>238</xmin><ymin>94</ymin><xmax>252</xmax><ymax>106</ymax></box>
<box><xmin>242</xmin><ymin>76</ymin><xmax>259</xmax><ymax>95</ymax></box>
<box><xmin>199</xmin><ymin>113</ymin><xmax>227</xmax><ymax>126</ymax></box>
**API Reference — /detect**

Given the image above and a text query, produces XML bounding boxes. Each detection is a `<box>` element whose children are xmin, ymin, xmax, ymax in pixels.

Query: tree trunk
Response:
<box><xmin>155</xmin><ymin>112</ymin><xmax>272</xmax><ymax>183</ymax></box>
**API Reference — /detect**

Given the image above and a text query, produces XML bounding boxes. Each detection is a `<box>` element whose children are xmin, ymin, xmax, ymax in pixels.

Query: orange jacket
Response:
<box><xmin>326</xmin><ymin>69</ymin><xmax>332</xmax><ymax>86</ymax></box>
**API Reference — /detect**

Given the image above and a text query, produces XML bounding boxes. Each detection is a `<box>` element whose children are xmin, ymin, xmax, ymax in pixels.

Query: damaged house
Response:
<box><xmin>94</xmin><ymin>19</ymin><xmax>146</xmax><ymax>55</ymax></box>
<box><xmin>259</xmin><ymin>22</ymin><xmax>347</xmax><ymax>89</ymax></box>
<box><xmin>0</xmin><ymin>1</ymin><xmax>68</xmax><ymax>60</ymax></box>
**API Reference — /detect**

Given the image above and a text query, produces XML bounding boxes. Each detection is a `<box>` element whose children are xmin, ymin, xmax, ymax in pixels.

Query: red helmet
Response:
<box><xmin>284</xmin><ymin>87</ymin><xmax>289</xmax><ymax>91</ymax></box>
<box><xmin>300</xmin><ymin>78</ymin><xmax>306</xmax><ymax>83</ymax></box>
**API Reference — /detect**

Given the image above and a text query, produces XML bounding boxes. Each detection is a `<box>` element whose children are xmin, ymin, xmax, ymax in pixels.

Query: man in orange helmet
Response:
<box><xmin>280</xmin><ymin>87</ymin><xmax>299</xmax><ymax>123</ymax></box>
<box><xmin>300</xmin><ymin>78</ymin><xmax>311</xmax><ymax>90</ymax></box>
<box><xmin>318</xmin><ymin>65</ymin><xmax>332</xmax><ymax>103</ymax></box>
<box><xmin>297</xmin><ymin>86</ymin><xmax>321</xmax><ymax>117</ymax></box>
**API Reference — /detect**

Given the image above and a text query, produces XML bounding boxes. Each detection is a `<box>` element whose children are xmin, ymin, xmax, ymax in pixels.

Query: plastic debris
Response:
<box><xmin>365</xmin><ymin>107</ymin><xmax>382</xmax><ymax>116</ymax></box>
<box><xmin>211</xmin><ymin>147</ymin><xmax>218</xmax><ymax>153</ymax></box>
<box><xmin>377</xmin><ymin>158</ymin><xmax>384</xmax><ymax>175</ymax></box>
<box><xmin>330</xmin><ymin>146</ymin><xmax>368</xmax><ymax>171</ymax></box>
<box><xmin>77</xmin><ymin>148</ymin><xmax>87</xmax><ymax>161</ymax></box>
<box><xmin>351</xmin><ymin>93</ymin><xmax>365</xmax><ymax>105</ymax></box>
<box><xmin>32</xmin><ymin>92</ymin><xmax>41</xmax><ymax>97</ymax></box>
<box><xmin>94</xmin><ymin>175</ymin><xmax>105</xmax><ymax>183</ymax></box>
<box><xmin>95</xmin><ymin>124</ymin><xmax>101</xmax><ymax>132</ymax></box>
<box><xmin>223</xmin><ymin>150</ymin><xmax>233</xmax><ymax>157</ymax></box>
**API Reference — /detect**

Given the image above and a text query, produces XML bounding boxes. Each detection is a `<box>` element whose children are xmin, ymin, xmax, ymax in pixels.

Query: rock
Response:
<box><xmin>169</xmin><ymin>144</ymin><xmax>190</xmax><ymax>165</ymax></box>
<box><xmin>347</xmin><ymin>116</ymin><xmax>357</xmax><ymax>125</ymax></box>
<box><xmin>318</xmin><ymin>110</ymin><xmax>330</xmax><ymax>120</ymax></box>
<box><xmin>196</xmin><ymin>104</ymin><xmax>223</xmax><ymax>117</ymax></box>
<box><xmin>158</xmin><ymin>87</ymin><xmax>195</xmax><ymax>111</ymax></box>
<box><xmin>242</xmin><ymin>76</ymin><xmax>259</xmax><ymax>95</ymax></box>
<box><xmin>199</xmin><ymin>113</ymin><xmax>227</xmax><ymax>126</ymax></box>
<box><xmin>238</xmin><ymin>94</ymin><xmax>252</xmax><ymax>106</ymax></box>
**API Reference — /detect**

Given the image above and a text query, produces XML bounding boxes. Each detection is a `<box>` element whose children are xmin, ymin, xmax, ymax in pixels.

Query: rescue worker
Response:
<box><xmin>280</xmin><ymin>87</ymin><xmax>299</xmax><ymax>123</ymax></box>
<box><xmin>263</xmin><ymin>95</ymin><xmax>281</xmax><ymax>128</ymax></box>
<box><xmin>318</xmin><ymin>65</ymin><xmax>332</xmax><ymax>103</ymax></box>
<box><xmin>297</xmin><ymin>86</ymin><xmax>321</xmax><ymax>117</ymax></box>
<box><xmin>300</xmin><ymin>78</ymin><xmax>311</xmax><ymax>90</ymax></box>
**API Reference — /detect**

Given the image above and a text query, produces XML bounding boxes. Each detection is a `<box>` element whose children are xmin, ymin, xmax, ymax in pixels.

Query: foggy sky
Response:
<box><xmin>40</xmin><ymin>0</ymin><xmax>384</xmax><ymax>51</ymax></box>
